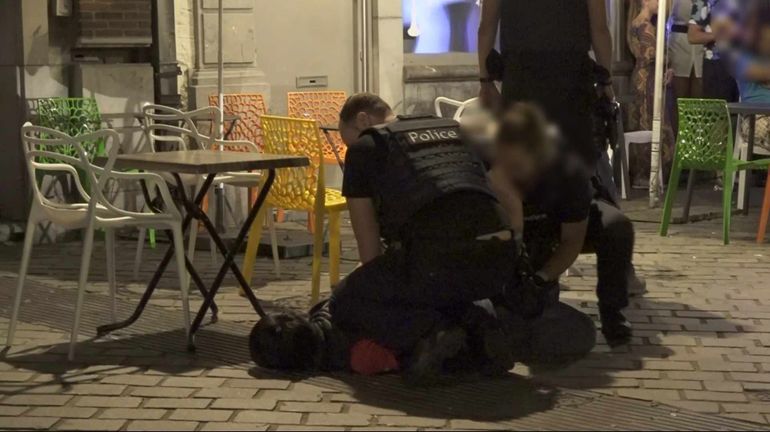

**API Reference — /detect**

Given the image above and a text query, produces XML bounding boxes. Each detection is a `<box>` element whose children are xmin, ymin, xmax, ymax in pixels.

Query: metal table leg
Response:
<box><xmin>96</xmin><ymin>174</ymin><xmax>220</xmax><ymax>336</ymax></box>
<box><xmin>743</xmin><ymin>115</ymin><xmax>757</xmax><ymax>216</ymax></box>
<box><xmin>186</xmin><ymin>169</ymin><xmax>275</xmax><ymax>351</ymax></box>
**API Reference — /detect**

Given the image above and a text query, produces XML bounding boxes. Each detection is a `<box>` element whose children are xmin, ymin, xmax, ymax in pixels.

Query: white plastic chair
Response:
<box><xmin>434</xmin><ymin>97</ymin><xmax>481</xmax><ymax>121</ymax></box>
<box><xmin>8</xmin><ymin>123</ymin><xmax>190</xmax><ymax>360</ymax></box>
<box><xmin>134</xmin><ymin>104</ymin><xmax>280</xmax><ymax>280</ymax></box>
<box><xmin>736</xmin><ymin>115</ymin><xmax>770</xmax><ymax>212</ymax></box>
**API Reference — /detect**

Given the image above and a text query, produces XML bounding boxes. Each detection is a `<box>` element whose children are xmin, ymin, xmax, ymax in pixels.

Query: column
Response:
<box><xmin>188</xmin><ymin>0</ymin><xmax>270</xmax><ymax>108</ymax></box>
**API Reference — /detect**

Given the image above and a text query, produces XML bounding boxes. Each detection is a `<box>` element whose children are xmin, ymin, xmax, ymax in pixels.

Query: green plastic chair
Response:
<box><xmin>37</xmin><ymin>98</ymin><xmax>104</xmax><ymax>160</ymax></box>
<box><xmin>660</xmin><ymin>99</ymin><xmax>770</xmax><ymax>244</ymax></box>
<box><xmin>36</xmin><ymin>97</ymin><xmax>156</xmax><ymax>249</ymax></box>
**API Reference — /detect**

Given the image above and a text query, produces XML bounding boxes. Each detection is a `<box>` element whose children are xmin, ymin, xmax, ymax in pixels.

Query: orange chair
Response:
<box><xmin>757</xmin><ymin>170</ymin><xmax>770</xmax><ymax>243</ymax></box>
<box><xmin>287</xmin><ymin>91</ymin><xmax>347</xmax><ymax>232</ymax></box>
<box><xmin>287</xmin><ymin>91</ymin><xmax>347</xmax><ymax>165</ymax></box>
<box><xmin>209</xmin><ymin>93</ymin><xmax>268</xmax><ymax>205</ymax></box>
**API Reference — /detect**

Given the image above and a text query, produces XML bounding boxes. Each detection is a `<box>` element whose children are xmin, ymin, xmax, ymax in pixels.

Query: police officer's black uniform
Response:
<box><xmin>329</xmin><ymin>116</ymin><xmax>518</xmax><ymax>352</ymax></box>
<box><xmin>498</xmin><ymin>0</ymin><xmax>598</xmax><ymax>165</ymax></box>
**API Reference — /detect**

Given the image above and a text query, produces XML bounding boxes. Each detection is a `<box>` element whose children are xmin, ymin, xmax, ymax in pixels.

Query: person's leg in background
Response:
<box><xmin>703</xmin><ymin>58</ymin><xmax>739</xmax><ymax>102</ymax></box>
<box><xmin>583</xmin><ymin>199</ymin><xmax>635</xmax><ymax>345</ymax></box>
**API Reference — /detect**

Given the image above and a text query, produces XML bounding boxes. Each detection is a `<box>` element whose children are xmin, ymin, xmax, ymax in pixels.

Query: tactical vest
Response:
<box><xmin>362</xmin><ymin>116</ymin><xmax>496</xmax><ymax>242</ymax></box>
<box><xmin>500</xmin><ymin>0</ymin><xmax>591</xmax><ymax>56</ymax></box>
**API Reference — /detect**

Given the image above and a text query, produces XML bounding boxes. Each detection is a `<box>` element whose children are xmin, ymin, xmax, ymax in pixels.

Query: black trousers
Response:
<box><xmin>526</xmin><ymin>200</ymin><xmax>634</xmax><ymax>313</ymax></box>
<box><xmin>328</xmin><ymin>237</ymin><xmax>518</xmax><ymax>352</ymax></box>
<box><xmin>703</xmin><ymin>58</ymin><xmax>739</xmax><ymax>102</ymax></box>
<box><xmin>502</xmin><ymin>57</ymin><xmax>598</xmax><ymax>167</ymax></box>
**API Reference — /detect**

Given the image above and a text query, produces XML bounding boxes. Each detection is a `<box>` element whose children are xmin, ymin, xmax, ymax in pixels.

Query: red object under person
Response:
<box><xmin>349</xmin><ymin>339</ymin><xmax>400</xmax><ymax>376</ymax></box>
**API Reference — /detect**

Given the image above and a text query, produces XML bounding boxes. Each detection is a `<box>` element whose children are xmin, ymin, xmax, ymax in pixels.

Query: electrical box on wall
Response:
<box><xmin>296</xmin><ymin>76</ymin><xmax>328</xmax><ymax>89</ymax></box>
<box><xmin>55</xmin><ymin>0</ymin><xmax>73</xmax><ymax>17</ymax></box>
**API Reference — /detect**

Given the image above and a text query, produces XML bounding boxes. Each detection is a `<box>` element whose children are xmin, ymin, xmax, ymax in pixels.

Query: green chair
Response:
<box><xmin>660</xmin><ymin>99</ymin><xmax>770</xmax><ymax>244</ymax></box>
<box><xmin>37</xmin><ymin>98</ymin><xmax>104</xmax><ymax>160</ymax></box>
<box><xmin>36</xmin><ymin>97</ymin><xmax>156</xmax><ymax>249</ymax></box>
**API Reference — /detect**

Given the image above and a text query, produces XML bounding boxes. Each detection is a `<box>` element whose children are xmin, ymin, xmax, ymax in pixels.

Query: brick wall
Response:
<box><xmin>77</xmin><ymin>0</ymin><xmax>152</xmax><ymax>43</ymax></box>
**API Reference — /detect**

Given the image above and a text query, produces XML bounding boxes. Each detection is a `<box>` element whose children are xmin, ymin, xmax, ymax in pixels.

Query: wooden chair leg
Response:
<box><xmin>758</xmin><ymin>170</ymin><xmax>770</xmax><ymax>244</ymax></box>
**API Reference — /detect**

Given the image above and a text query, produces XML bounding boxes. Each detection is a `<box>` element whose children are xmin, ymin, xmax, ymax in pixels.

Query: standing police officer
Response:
<box><xmin>478</xmin><ymin>0</ymin><xmax>615</xmax><ymax>166</ymax></box>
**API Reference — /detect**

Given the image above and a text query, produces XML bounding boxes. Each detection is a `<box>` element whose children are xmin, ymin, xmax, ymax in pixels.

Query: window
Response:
<box><xmin>403</xmin><ymin>0</ymin><xmax>481</xmax><ymax>54</ymax></box>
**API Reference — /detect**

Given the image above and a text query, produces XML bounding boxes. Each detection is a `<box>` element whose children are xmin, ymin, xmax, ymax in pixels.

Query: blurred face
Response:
<box><xmin>339</xmin><ymin>111</ymin><xmax>396</xmax><ymax>146</ymax></box>
<box><xmin>495</xmin><ymin>143</ymin><xmax>540</xmax><ymax>188</ymax></box>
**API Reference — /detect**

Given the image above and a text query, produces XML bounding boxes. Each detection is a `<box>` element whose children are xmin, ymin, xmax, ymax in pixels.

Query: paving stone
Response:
<box><xmin>684</xmin><ymin>390</ymin><xmax>748</xmax><ymax>402</ymax></box>
<box><xmin>201</xmin><ymin>423</ymin><xmax>269</xmax><ymax>431</ymax></box>
<box><xmin>144</xmin><ymin>398</ymin><xmax>212</xmax><ymax>409</ymax></box>
<box><xmin>100</xmin><ymin>408</ymin><xmax>167</xmax><ymax>420</ymax></box>
<box><xmin>377</xmin><ymin>415</ymin><xmax>447</xmax><ymax>428</ymax></box>
<box><xmin>0</xmin><ymin>372</ymin><xmax>35</xmax><ymax>382</ymax></box>
<box><xmin>55</xmin><ymin>419</ymin><xmax>126</xmax><ymax>431</ymax></box>
<box><xmin>2</xmin><ymin>394</ymin><xmax>72</xmax><ymax>406</ymax></box>
<box><xmin>28</xmin><ymin>406</ymin><xmax>98</xmax><ymax>418</ymax></box>
<box><xmin>210</xmin><ymin>398</ymin><xmax>276</xmax><ymax>410</ymax></box>
<box><xmin>75</xmin><ymin>396</ymin><xmax>143</xmax><ymax>408</ymax></box>
<box><xmin>169</xmin><ymin>408</ymin><xmax>233</xmax><ymax>422</ymax></box>
<box><xmin>0</xmin><ymin>416</ymin><xmax>57</xmax><ymax>430</ymax></box>
<box><xmin>126</xmin><ymin>420</ymin><xmax>200</xmax><ymax>431</ymax></box>
<box><xmin>234</xmin><ymin>410</ymin><xmax>302</xmax><ymax>425</ymax></box>
<box><xmin>223</xmin><ymin>378</ymin><xmax>291</xmax><ymax>389</ymax></box>
<box><xmin>723</xmin><ymin>413</ymin><xmax>767</xmax><ymax>424</ymax></box>
<box><xmin>306</xmin><ymin>412</ymin><xmax>373</xmax><ymax>427</ymax></box>
<box><xmin>704</xmin><ymin>380</ymin><xmax>744</xmax><ymax>392</ymax></box>
<box><xmin>616</xmin><ymin>389</ymin><xmax>680</xmax><ymax>401</ymax></box>
<box><xmin>280</xmin><ymin>402</ymin><xmax>343</xmax><ymax>413</ymax></box>
<box><xmin>101</xmin><ymin>375</ymin><xmax>163</xmax><ymax>387</ymax></box>
<box><xmin>348</xmin><ymin>405</ymin><xmax>406</xmax><ymax>416</ymax></box>
<box><xmin>698</xmin><ymin>361</ymin><xmax>757</xmax><ymax>372</ymax></box>
<box><xmin>0</xmin><ymin>406</ymin><xmax>28</xmax><ymax>416</ymax></box>
<box><xmin>642</xmin><ymin>361</ymin><xmax>694</xmax><ymax>371</ymax></box>
<box><xmin>260</xmin><ymin>383</ymin><xmax>326</xmax><ymax>402</ymax></box>
<box><xmin>194</xmin><ymin>388</ymin><xmax>258</xmax><ymax>399</ymax></box>
<box><xmin>642</xmin><ymin>380</ymin><xmax>702</xmax><ymax>390</ymax></box>
<box><xmin>63</xmin><ymin>384</ymin><xmax>126</xmax><ymax>395</ymax></box>
<box><xmin>449</xmin><ymin>419</ymin><xmax>510</xmax><ymax>430</ymax></box>
<box><xmin>130</xmin><ymin>387</ymin><xmax>195</xmax><ymax>398</ymax></box>
<box><xmin>161</xmin><ymin>377</ymin><xmax>226</xmax><ymax>388</ymax></box>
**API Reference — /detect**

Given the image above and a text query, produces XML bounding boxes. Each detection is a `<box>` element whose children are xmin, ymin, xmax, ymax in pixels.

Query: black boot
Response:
<box><xmin>405</xmin><ymin>325</ymin><xmax>467</xmax><ymax>386</ymax></box>
<box><xmin>600</xmin><ymin>308</ymin><xmax>632</xmax><ymax>347</ymax></box>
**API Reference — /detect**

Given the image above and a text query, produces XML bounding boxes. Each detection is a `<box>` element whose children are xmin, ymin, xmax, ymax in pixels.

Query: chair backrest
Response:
<box><xmin>21</xmin><ymin>123</ymin><xmax>121</xmax><ymax>215</ymax></box>
<box><xmin>676</xmin><ymin>99</ymin><xmax>733</xmax><ymax>170</ymax></box>
<box><xmin>434</xmin><ymin>96</ymin><xmax>481</xmax><ymax>121</ymax></box>
<box><xmin>142</xmin><ymin>104</ymin><xmax>219</xmax><ymax>152</ymax></box>
<box><xmin>37</xmin><ymin>97</ymin><xmax>104</xmax><ymax>159</ymax></box>
<box><xmin>208</xmin><ymin>93</ymin><xmax>267</xmax><ymax>151</ymax></box>
<box><xmin>261</xmin><ymin>115</ymin><xmax>326</xmax><ymax>210</ymax></box>
<box><xmin>287</xmin><ymin>91</ymin><xmax>347</xmax><ymax>164</ymax></box>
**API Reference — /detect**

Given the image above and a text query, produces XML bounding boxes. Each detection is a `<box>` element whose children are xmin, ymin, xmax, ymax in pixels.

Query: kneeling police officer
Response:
<box><xmin>330</xmin><ymin>94</ymin><xmax>527</xmax><ymax>381</ymax></box>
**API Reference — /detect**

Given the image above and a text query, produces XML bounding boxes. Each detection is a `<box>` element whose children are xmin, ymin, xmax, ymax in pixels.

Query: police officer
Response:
<box><xmin>490</xmin><ymin>105</ymin><xmax>634</xmax><ymax>346</ymax></box>
<box><xmin>330</xmin><ymin>94</ymin><xmax>520</xmax><ymax>382</ymax></box>
<box><xmin>478</xmin><ymin>0</ymin><xmax>614</xmax><ymax>166</ymax></box>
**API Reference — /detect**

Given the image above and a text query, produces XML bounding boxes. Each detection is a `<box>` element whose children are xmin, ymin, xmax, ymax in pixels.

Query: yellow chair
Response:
<box><xmin>241</xmin><ymin>115</ymin><xmax>347</xmax><ymax>303</ymax></box>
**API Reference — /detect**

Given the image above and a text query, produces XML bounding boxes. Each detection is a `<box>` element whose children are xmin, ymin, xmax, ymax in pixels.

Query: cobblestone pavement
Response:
<box><xmin>0</xmin><ymin>207</ymin><xmax>769</xmax><ymax>430</ymax></box>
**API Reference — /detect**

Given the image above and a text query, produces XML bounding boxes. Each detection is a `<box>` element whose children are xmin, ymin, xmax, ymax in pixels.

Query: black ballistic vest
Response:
<box><xmin>363</xmin><ymin>116</ymin><xmax>496</xmax><ymax>241</ymax></box>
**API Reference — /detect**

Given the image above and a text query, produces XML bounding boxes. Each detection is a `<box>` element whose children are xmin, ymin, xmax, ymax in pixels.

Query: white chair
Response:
<box><xmin>8</xmin><ymin>124</ymin><xmax>190</xmax><ymax>360</ymax></box>
<box><xmin>133</xmin><ymin>104</ymin><xmax>280</xmax><ymax>281</ymax></box>
<box><xmin>736</xmin><ymin>115</ymin><xmax>770</xmax><ymax>212</ymax></box>
<box><xmin>434</xmin><ymin>96</ymin><xmax>481</xmax><ymax>121</ymax></box>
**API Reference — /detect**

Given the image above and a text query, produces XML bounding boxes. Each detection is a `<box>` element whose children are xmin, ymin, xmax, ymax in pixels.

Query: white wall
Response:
<box><xmin>253</xmin><ymin>0</ymin><xmax>358</xmax><ymax>114</ymax></box>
